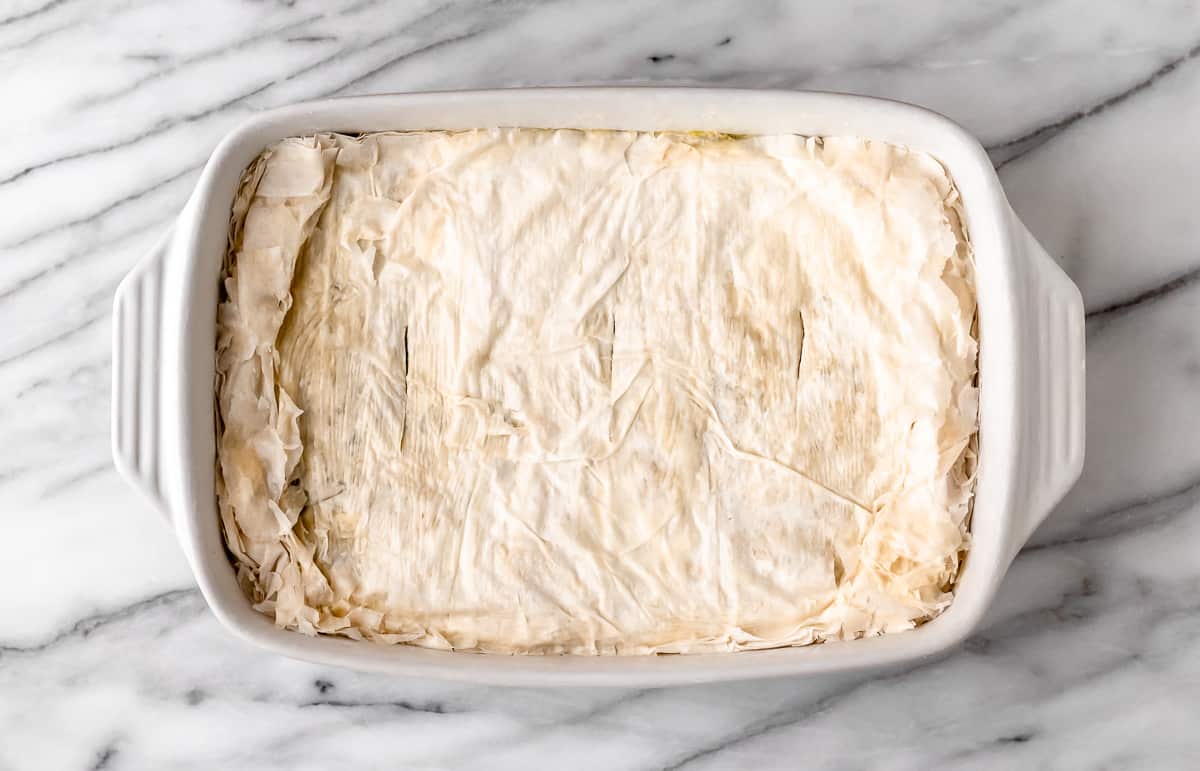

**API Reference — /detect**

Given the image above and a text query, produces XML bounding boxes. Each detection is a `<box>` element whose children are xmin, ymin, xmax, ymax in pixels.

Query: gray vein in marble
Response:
<box><xmin>64</xmin><ymin>0</ymin><xmax>457</xmax><ymax>117</ymax></box>
<box><xmin>968</xmin><ymin>571</ymin><xmax>1194</xmax><ymax>675</ymax></box>
<box><xmin>13</xmin><ymin>359</ymin><xmax>106</xmax><ymax>400</ymax></box>
<box><xmin>2</xmin><ymin>14</ymin><xmax>74</xmax><ymax>51</ymax></box>
<box><xmin>682</xmin><ymin>3</ymin><xmax>1029</xmax><ymax>90</ymax></box>
<box><xmin>74</xmin><ymin>12</ymin><xmax>326</xmax><ymax>109</ymax></box>
<box><xmin>0</xmin><ymin>461</ymin><xmax>36</xmax><ymax>485</ymax></box>
<box><xmin>430</xmin><ymin>687</ymin><xmax>658</xmax><ymax>766</ymax></box>
<box><xmin>989</xmin><ymin>37</ymin><xmax>1200</xmax><ymax>168</ymax></box>
<box><xmin>298</xmin><ymin>696</ymin><xmax>465</xmax><ymax>715</ymax></box>
<box><xmin>0</xmin><ymin>0</ymin><xmax>145</xmax><ymax>52</ymax></box>
<box><xmin>0</xmin><ymin>216</ymin><xmax>169</xmax><ymax>300</ymax></box>
<box><xmin>0</xmin><ymin>165</ymin><xmax>195</xmax><ymax>251</ymax></box>
<box><xmin>1084</xmin><ymin>262</ymin><xmax>1200</xmax><ymax>323</ymax></box>
<box><xmin>0</xmin><ymin>588</ymin><xmax>199</xmax><ymax>654</ymax></box>
<box><xmin>286</xmin><ymin>35</ymin><xmax>339</xmax><ymax>45</ymax></box>
<box><xmin>0</xmin><ymin>84</ymin><xmax>262</xmax><ymax>191</ymax></box>
<box><xmin>323</xmin><ymin>29</ymin><xmax>486</xmax><ymax>96</ymax></box>
<box><xmin>0</xmin><ymin>0</ymin><xmax>73</xmax><ymax>27</ymax></box>
<box><xmin>122</xmin><ymin>51</ymin><xmax>167</xmax><ymax>63</ymax></box>
<box><xmin>0</xmin><ymin>308</ymin><xmax>105</xmax><ymax>368</ymax></box>
<box><xmin>340</xmin><ymin>0</ymin><xmax>397</xmax><ymax>16</ymax></box>
<box><xmin>42</xmin><ymin>460</ymin><xmax>112</xmax><ymax>497</ymax></box>
<box><xmin>88</xmin><ymin>742</ymin><xmax>119</xmax><ymax>771</ymax></box>
<box><xmin>654</xmin><ymin>676</ymin><xmax>899</xmax><ymax>771</ymax></box>
<box><xmin>938</xmin><ymin>731</ymin><xmax>1041</xmax><ymax>768</ymax></box>
<box><xmin>312</xmin><ymin>0</ymin><xmax>549</xmax><ymax>97</ymax></box>
<box><xmin>1027</xmin><ymin>470</ymin><xmax>1200</xmax><ymax>554</ymax></box>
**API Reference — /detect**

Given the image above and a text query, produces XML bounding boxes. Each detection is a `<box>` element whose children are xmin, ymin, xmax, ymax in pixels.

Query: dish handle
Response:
<box><xmin>1011</xmin><ymin>214</ymin><xmax>1086</xmax><ymax>549</ymax></box>
<box><xmin>111</xmin><ymin>224</ymin><xmax>175</xmax><ymax>519</ymax></box>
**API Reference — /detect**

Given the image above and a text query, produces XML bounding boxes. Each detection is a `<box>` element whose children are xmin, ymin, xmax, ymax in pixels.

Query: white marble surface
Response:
<box><xmin>3</xmin><ymin>0</ymin><xmax>1200</xmax><ymax>767</ymax></box>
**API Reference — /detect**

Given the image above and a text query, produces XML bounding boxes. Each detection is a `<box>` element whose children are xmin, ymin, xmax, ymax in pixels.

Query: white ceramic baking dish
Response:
<box><xmin>112</xmin><ymin>88</ymin><xmax>1084</xmax><ymax>687</ymax></box>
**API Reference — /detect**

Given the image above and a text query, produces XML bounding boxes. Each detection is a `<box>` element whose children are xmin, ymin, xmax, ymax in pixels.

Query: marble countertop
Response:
<box><xmin>4</xmin><ymin>0</ymin><xmax>1200</xmax><ymax>768</ymax></box>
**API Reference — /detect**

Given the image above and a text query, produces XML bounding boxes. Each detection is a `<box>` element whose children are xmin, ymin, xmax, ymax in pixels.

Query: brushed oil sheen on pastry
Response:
<box><xmin>215</xmin><ymin>129</ymin><xmax>978</xmax><ymax>655</ymax></box>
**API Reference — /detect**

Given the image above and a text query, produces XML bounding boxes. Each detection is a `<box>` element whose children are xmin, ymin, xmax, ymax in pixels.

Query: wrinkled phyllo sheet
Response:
<box><xmin>216</xmin><ymin>129</ymin><xmax>978</xmax><ymax>655</ymax></box>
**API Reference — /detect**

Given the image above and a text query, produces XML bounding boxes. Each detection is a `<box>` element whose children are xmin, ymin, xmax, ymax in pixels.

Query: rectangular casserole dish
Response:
<box><xmin>112</xmin><ymin>87</ymin><xmax>1085</xmax><ymax>686</ymax></box>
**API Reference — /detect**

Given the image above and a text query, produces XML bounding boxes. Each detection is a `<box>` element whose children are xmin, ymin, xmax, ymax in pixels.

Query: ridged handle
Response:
<box><xmin>1011</xmin><ymin>214</ymin><xmax>1086</xmax><ymax>547</ymax></box>
<box><xmin>112</xmin><ymin>225</ymin><xmax>174</xmax><ymax>518</ymax></box>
